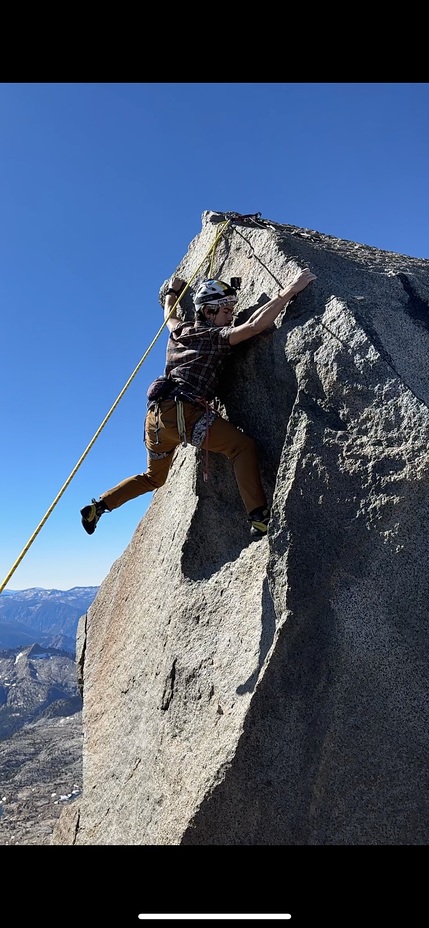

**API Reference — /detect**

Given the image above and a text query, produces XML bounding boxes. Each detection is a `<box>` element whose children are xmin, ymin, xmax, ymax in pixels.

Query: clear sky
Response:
<box><xmin>1</xmin><ymin>82</ymin><xmax>428</xmax><ymax>592</ymax></box>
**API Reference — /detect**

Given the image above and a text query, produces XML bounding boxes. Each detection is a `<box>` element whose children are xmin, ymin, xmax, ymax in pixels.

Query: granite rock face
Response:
<box><xmin>52</xmin><ymin>211</ymin><xmax>429</xmax><ymax>845</ymax></box>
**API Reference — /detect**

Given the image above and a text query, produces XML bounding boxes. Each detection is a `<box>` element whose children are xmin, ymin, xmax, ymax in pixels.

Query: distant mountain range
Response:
<box><xmin>0</xmin><ymin>587</ymin><xmax>99</xmax><ymax>652</ymax></box>
<box><xmin>0</xmin><ymin>588</ymin><xmax>97</xmax><ymax>843</ymax></box>
<box><xmin>0</xmin><ymin>643</ymin><xmax>83</xmax><ymax>845</ymax></box>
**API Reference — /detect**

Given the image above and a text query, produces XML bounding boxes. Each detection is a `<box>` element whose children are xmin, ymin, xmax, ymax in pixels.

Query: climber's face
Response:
<box><xmin>212</xmin><ymin>303</ymin><xmax>237</xmax><ymax>326</ymax></box>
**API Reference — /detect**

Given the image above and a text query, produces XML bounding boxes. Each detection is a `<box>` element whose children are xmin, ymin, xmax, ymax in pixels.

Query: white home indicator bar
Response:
<box><xmin>138</xmin><ymin>917</ymin><xmax>292</xmax><ymax>921</ymax></box>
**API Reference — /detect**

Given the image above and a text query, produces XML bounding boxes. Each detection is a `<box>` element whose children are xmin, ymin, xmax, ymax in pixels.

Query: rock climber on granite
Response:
<box><xmin>80</xmin><ymin>266</ymin><xmax>316</xmax><ymax>538</ymax></box>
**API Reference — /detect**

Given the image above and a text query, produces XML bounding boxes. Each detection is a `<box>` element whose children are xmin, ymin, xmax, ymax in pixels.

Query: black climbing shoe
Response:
<box><xmin>248</xmin><ymin>506</ymin><xmax>270</xmax><ymax>538</ymax></box>
<box><xmin>80</xmin><ymin>498</ymin><xmax>108</xmax><ymax>535</ymax></box>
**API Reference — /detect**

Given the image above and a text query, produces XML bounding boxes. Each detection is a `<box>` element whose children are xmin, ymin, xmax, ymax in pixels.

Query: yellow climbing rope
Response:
<box><xmin>0</xmin><ymin>218</ymin><xmax>231</xmax><ymax>594</ymax></box>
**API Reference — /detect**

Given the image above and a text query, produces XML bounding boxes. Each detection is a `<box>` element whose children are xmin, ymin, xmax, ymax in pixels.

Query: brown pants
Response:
<box><xmin>100</xmin><ymin>399</ymin><xmax>267</xmax><ymax>515</ymax></box>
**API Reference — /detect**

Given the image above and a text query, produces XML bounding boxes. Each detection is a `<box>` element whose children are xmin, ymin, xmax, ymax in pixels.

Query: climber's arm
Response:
<box><xmin>164</xmin><ymin>277</ymin><xmax>186</xmax><ymax>332</ymax></box>
<box><xmin>228</xmin><ymin>267</ymin><xmax>316</xmax><ymax>346</ymax></box>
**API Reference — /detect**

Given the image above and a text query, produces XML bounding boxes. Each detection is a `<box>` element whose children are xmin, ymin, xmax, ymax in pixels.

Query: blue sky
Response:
<box><xmin>1</xmin><ymin>82</ymin><xmax>428</xmax><ymax>592</ymax></box>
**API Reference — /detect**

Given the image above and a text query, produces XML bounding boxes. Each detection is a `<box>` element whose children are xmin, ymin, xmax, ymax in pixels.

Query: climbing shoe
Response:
<box><xmin>248</xmin><ymin>506</ymin><xmax>271</xmax><ymax>538</ymax></box>
<box><xmin>80</xmin><ymin>498</ymin><xmax>109</xmax><ymax>535</ymax></box>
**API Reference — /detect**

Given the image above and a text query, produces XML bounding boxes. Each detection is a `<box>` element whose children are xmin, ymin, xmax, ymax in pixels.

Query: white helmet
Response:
<box><xmin>194</xmin><ymin>279</ymin><xmax>238</xmax><ymax>307</ymax></box>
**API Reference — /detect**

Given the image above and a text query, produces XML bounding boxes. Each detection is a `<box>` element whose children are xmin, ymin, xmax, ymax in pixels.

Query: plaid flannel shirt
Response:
<box><xmin>165</xmin><ymin>319</ymin><xmax>233</xmax><ymax>403</ymax></box>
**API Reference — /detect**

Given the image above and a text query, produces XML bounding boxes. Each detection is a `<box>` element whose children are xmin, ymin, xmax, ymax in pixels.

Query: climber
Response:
<box><xmin>80</xmin><ymin>266</ymin><xmax>316</xmax><ymax>538</ymax></box>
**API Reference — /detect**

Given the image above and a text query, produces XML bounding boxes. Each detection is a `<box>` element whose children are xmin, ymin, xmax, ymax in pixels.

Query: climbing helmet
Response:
<box><xmin>194</xmin><ymin>279</ymin><xmax>238</xmax><ymax>308</ymax></box>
